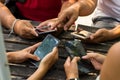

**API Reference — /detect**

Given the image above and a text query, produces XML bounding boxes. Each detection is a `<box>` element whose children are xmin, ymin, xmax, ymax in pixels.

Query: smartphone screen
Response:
<box><xmin>64</xmin><ymin>40</ymin><xmax>94</xmax><ymax>74</ymax></box>
<box><xmin>31</xmin><ymin>34</ymin><xmax>60</xmax><ymax>67</ymax></box>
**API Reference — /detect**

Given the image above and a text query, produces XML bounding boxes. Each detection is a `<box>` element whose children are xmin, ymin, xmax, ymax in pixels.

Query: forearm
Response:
<box><xmin>109</xmin><ymin>25</ymin><xmax>120</xmax><ymax>39</ymax></box>
<box><xmin>0</xmin><ymin>2</ymin><xmax>16</xmax><ymax>29</ymax></box>
<box><xmin>60</xmin><ymin>0</ymin><xmax>77</xmax><ymax>11</ymax></box>
<box><xmin>27</xmin><ymin>68</ymin><xmax>48</xmax><ymax>80</ymax></box>
<box><xmin>77</xmin><ymin>0</ymin><xmax>97</xmax><ymax>16</ymax></box>
<box><xmin>59</xmin><ymin>0</ymin><xmax>97</xmax><ymax>17</ymax></box>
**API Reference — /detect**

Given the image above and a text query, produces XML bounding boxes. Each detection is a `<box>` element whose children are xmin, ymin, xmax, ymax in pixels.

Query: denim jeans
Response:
<box><xmin>92</xmin><ymin>16</ymin><xmax>120</xmax><ymax>29</ymax></box>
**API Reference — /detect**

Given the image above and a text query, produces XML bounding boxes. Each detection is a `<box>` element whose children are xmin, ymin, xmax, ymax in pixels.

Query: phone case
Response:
<box><xmin>71</xmin><ymin>30</ymin><xmax>92</xmax><ymax>40</ymax></box>
<box><xmin>30</xmin><ymin>34</ymin><xmax>60</xmax><ymax>67</ymax></box>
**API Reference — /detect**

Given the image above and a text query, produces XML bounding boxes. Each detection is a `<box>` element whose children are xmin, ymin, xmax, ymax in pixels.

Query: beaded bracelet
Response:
<box><xmin>8</xmin><ymin>19</ymin><xmax>20</xmax><ymax>37</ymax></box>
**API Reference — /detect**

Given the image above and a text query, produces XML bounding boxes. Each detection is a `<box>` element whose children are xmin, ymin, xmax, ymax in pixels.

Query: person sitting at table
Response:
<box><xmin>0</xmin><ymin>0</ymin><xmax>81</xmax><ymax>39</ymax></box>
<box><xmin>38</xmin><ymin>0</ymin><xmax>120</xmax><ymax>43</ymax></box>
<box><xmin>64</xmin><ymin>41</ymin><xmax>120</xmax><ymax>80</ymax></box>
<box><xmin>6</xmin><ymin>43</ymin><xmax>58</xmax><ymax>80</ymax></box>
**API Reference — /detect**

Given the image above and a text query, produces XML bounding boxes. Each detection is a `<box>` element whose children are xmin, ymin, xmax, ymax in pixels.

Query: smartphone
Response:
<box><xmin>31</xmin><ymin>34</ymin><xmax>60</xmax><ymax>67</ymax></box>
<box><xmin>71</xmin><ymin>30</ymin><xmax>92</xmax><ymax>40</ymax></box>
<box><xmin>35</xmin><ymin>26</ymin><xmax>57</xmax><ymax>35</ymax></box>
<box><xmin>64</xmin><ymin>40</ymin><xmax>94</xmax><ymax>74</ymax></box>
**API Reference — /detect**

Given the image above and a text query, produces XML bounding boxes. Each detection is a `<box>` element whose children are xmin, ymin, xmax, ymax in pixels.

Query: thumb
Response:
<box><xmin>64</xmin><ymin>57</ymin><xmax>71</xmax><ymax>66</ymax></box>
<box><xmin>82</xmin><ymin>53</ymin><xmax>96</xmax><ymax>59</ymax></box>
<box><xmin>90</xmin><ymin>33</ymin><xmax>97</xmax><ymax>40</ymax></box>
<box><xmin>27</xmin><ymin>54</ymin><xmax>40</xmax><ymax>61</ymax></box>
<box><xmin>50</xmin><ymin>47</ymin><xmax>58</xmax><ymax>55</ymax></box>
<box><xmin>72</xmin><ymin>57</ymin><xmax>80</xmax><ymax>63</ymax></box>
<box><xmin>90</xmin><ymin>29</ymin><xmax>103</xmax><ymax>40</ymax></box>
<box><xmin>30</xmin><ymin>28</ymin><xmax>38</xmax><ymax>37</ymax></box>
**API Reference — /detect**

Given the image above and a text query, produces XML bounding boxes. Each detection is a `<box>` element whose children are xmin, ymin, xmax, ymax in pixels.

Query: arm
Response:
<box><xmin>100</xmin><ymin>42</ymin><xmax>120</xmax><ymax>80</ymax></box>
<box><xmin>0</xmin><ymin>2</ymin><xmax>16</xmax><ymax>29</ymax></box>
<box><xmin>27</xmin><ymin>47</ymin><xmax>58</xmax><ymax>80</ymax></box>
<box><xmin>0</xmin><ymin>2</ymin><xmax>38</xmax><ymax>39</ymax></box>
<box><xmin>7</xmin><ymin>43</ymin><xmax>40</xmax><ymax>63</ymax></box>
<box><xmin>89</xmin><ymin>24</ymin><xmax>120</xmax><ymax>43</ymax></box>
<box><xmin>60</xmin><ymin>0</ymin><xmax>97</xmax><ymax>16</ymax></box>
<box><xmin>37</xmin><ymin>0</ymin><xmax>97</xmax><ymax>31</ymax></box>
<box><xmin>57</xmin><ymin>0</ymin><xmax>97</xmax><ymax>30</ymax></box>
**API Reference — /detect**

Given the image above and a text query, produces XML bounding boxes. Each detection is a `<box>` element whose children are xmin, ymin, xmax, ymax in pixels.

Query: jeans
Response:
<box><xmin>92</xmin><ymin>16</ymin><xmax>120</xmax><ymax>29</ymax></box>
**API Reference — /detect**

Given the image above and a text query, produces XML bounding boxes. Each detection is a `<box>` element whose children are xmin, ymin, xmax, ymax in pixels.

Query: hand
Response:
<box><xmin>53</xmin><ymin>3</ymin><xmax>80</xmax><ymax>30</ymax></box>
<box><xmin>7</xmin><ymin>43</ymin><xmax>40</xmax><ymax>63</ymax></box>
<box><xmin>82</xmin><ymin>53</ymin><xmax>106</xmax><ymax>70</ymax></box>
<box><xmin>36</xmin><ymin>18</ymin><xmax>64</xmax><ymax>35</ymax></box>
<box><xmin>27</xmin><ymin>47</ymin><xmax>58</xmax><ymax>80</ymax></box>
<box><xmin>38</xmin><ymin>47</ymin><xmax>58</xmax><ymax>71</ymax></box>
<box><xmin>14</xmin><ymin>20</ymin><xmax>38</xmax><ymax>39</ymax></box>
<box><xmin>64</xmin><ymin>57</ymin><xmax>80</xmax><ymax>79</ymax></box>
<box><xmin>37</xmin><ymin>2</ymin><xmax>80</xmax><ymax>31</ymax></box>
<box><xmin>89</xmin><ymin>28</ymin><xmax>113</xmax><ymax>43</ymax></box>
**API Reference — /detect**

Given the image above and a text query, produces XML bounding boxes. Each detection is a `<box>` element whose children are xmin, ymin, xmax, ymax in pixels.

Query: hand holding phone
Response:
<box><xmin>35</xmin><ymin>26</ymin><xmax>57</xmax><ymax>35</ymax></box>
<box><xmin>64</xmin><ymin>40</ymin><xmax>95</xmax><ymax>74</ymax></box>
<box><xmin>30</xmin><ymin>34</ymin><xmax>60</xmax><ymax>67</ymax></box>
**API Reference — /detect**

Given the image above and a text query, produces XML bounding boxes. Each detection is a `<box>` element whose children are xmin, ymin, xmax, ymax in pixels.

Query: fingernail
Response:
<box><xmin>82</xmin><ymin>56</ymin><xmax>86</xmax><ymax>58</ymax></box>
<box><xmin>37</xmin><ymin>57</ymin><xmax>40</xmax><ymax>61</ymax></box>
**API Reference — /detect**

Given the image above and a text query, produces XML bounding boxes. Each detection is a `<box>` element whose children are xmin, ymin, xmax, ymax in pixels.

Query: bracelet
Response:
<box><xmin>8</xmin><ymin>19</ymin><xmax>20</xmax><ymax>37</ymax></box>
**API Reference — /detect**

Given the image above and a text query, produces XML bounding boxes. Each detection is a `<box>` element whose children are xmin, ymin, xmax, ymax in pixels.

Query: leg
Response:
<box><xmin>100</xmin><ymin>42</ymin><xmax>120</xmax><ymax>80</ymax></box>
<box><xmin>92</xmin><ymin>17</ymin><xmax>120</xmax><ymax>29</ymax></box>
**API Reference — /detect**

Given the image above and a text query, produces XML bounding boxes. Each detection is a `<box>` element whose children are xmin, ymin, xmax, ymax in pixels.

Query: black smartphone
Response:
<box><xmin>31</xmin><ymin>34</ymin><xmax>60</xmax><ymax>67</ymax></box>
<box><xmin>64</xmin><ymin>40</ymin><xmax>94</xmax><ymax>74</ymax></box>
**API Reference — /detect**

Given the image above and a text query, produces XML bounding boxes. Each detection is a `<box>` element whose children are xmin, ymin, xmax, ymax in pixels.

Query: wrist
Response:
<box><xmin>8</xmin><ymin>19</ymin><xmax>20</xmax><ymax>36</ymax></box>
<box><xmin>6</xmin><ymin>52</ymin><xmax>14</xmax><ymax>63</ymax></box>
<box><xmin>28</xmin><ymin>68</ymin><xmax>46</xmax><ymax>80</ymax></box>
<box><xmin>66</xmin><ymin>74</ymin><xmax>79</xmax><ymax>80</ymax></box>
<box><xmin>110</xmin><ymin>25</ymin><xmax>120</xmax><ymax>39</ymax></box>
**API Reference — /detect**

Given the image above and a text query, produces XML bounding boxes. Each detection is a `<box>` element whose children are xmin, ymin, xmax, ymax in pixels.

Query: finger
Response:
<box><xmin>64</xmin><ymin>16</ymin><xmax>77</xmax><ymax>30</ymax></box>
<box><xmin>51</xmin><ymin>15</ymin><xmax>67</xmax><ymax>29</ymax></box>
<box><xmin>71</xmin><ymin>57</ymin><xmax>80</xmax><ymax>63</ymax></box>
<box><xmin>27</xmin><ymin>54</ymin><xmax>40</xmax><ymax>61</ymax></box>
<box><xmin>90</xmin><ymin>29</ymin><xmax>103</xmax><ymax>40</ymax></box>
<box><xmin>27</xmin><ymin>42</ymin><xmax>41</xmax><ymax>53</ymax></box>
<box><xmin>50</xmin><ymin>47</ymin><xmax>58</xmax><ymax>55</ymax></box>
<box><xmin>36</xmin><ymin>21</ymin><xmax>49</xmax><ymax>28</ymax></box>
<box><xmin>90</xmin><ymin>58</ymin><xmax>101</xmax><ymax>70</ymax></box>
<box><xmin>82</xmin><ymin>53</ymin><xmax>98</xmax><ymax>59</ymax></box>
<box><xmin>46</xmin><ymin>47</ymin><xmax>58</xmax><ymax>60</ymax></box>
<box><xmin>64</xmin><ymin>56</ymin><xmax>71</xmax><ymax>66</ymax></box>
<box><xmin>90</xmin><ymin>33</ymin><xmax>104</xmax><ymax>43</ymax></box>
<box><xmin>92</xmin><ymin>36</ymin><xmax>104</xmax><ymax>43</ymax></box>
<box><xmin>26</xmin><ymin>27</ymin><xmax>38</xmax><ymax>37</ymax></box>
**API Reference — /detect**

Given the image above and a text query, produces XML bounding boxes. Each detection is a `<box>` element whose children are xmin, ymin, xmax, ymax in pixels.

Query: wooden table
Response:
<box><xmin>3</xmin><ymin>25</ymin><xmax>119</xmax><ymax>80</ymax></box>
